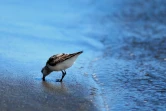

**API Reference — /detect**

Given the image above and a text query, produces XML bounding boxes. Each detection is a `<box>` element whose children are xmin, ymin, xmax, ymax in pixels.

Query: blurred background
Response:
<box><xmin>0</xmin><ymin>0</ymin><xmax>166</xmax><ymax>111</ymax></box>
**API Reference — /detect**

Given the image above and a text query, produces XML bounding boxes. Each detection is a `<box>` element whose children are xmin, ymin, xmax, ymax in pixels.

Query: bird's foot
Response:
<box><xmin>56</xmin><ymin>79</ymin><xmax>62</xmax><ymax>82</ymax></box>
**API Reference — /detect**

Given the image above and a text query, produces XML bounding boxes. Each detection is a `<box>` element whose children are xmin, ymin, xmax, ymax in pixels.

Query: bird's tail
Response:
<box><xmin>77</xmin><ymin>51</ymin><xmax>83</xmax><ymax>54</ymax></box>
<box><xmin>73</xmin><ymin>51</ymin><xmax>83</xmax><ymax>55</ymax></box>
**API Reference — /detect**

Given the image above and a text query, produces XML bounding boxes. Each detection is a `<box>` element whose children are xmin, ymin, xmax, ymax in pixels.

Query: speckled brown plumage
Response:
<box><xmin>46</xmin><ymin>51</ymin><xmax>83</xmax><ymax>66</ymax></box>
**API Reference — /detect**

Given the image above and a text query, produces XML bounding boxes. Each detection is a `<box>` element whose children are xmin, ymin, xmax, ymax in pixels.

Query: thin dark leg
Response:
<box><xmin>42</xmin><ymin>75</ymin><xmax>45</xmax><ymax>81</ymax></box>
<box><xmin>64</xmin><ymin>70</ymin><xmax>66</xmax><ymax>74</ymax></box>
<box><xmin>56</xmin><ymin>70</ymin><xmax>66</xmax><ymax>82</ymax></box>
<box><xmin>60</xmin><ymin>70</ymin><xmax>66</xmax><ymax>81</ymax></box>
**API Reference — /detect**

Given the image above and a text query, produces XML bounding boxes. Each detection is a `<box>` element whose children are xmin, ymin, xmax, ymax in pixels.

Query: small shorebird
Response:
<box><xmin>41</xmin><ymin>51</ymin><xmax>83</xmax><ymax>82</ymax></box>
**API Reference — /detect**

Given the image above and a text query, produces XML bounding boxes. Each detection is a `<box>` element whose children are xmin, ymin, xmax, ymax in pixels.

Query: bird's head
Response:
<box><xmin>41</xmin><ymin>66</ymin><xmax>52</xmax><ymax>77</ymax></box>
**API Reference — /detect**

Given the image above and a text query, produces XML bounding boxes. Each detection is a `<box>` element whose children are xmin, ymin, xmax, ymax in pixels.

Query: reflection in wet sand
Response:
<box><xmin>42</xmin><ymin>81</ymin><xmax>67</xmax><ymax>93</ymax></box>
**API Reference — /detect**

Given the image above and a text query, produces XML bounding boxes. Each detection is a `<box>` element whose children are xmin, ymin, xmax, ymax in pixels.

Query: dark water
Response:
<box><xmin>0</xmin><ymin>0</ymin><xmax>166</xmax><ymax>111</ymax></box>
<box><xmin>90</xmin><ymin>0</ymin><xmax>166</xmax><ymax>110</ymax></box>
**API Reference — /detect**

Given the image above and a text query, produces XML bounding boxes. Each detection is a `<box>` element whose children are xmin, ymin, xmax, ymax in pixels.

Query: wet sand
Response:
<box><xmin>0</xmin><ymin>36</ymin><xmax>102</xmax><ymax>111</ymax></box>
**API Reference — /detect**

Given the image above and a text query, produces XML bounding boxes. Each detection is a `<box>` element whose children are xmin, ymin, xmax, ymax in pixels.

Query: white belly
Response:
<box><xmin>47</xmin><ymin>54</ymin><xmax>79</xmax><ymax>71</ymax></box>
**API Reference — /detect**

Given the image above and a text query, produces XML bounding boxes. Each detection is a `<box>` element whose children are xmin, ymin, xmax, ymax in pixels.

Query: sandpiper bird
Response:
<box><xmin>41</xmin><ymin>51</ymin><xmax>83</xmax><ymax>82</ymax></box>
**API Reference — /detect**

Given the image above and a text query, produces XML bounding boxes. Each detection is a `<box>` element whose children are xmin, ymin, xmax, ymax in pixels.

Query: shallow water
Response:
<box><xmin>0</xmin><ymin>0</ymin><xmax>166</xmax><ymax>111</ymax></box>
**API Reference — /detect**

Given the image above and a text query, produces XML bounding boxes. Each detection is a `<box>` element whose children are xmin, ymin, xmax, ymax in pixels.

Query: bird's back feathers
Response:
<box><xmin>46</xmin><ymin>51</ymin><xmax>83</xmax><ymax>66</ymax></box>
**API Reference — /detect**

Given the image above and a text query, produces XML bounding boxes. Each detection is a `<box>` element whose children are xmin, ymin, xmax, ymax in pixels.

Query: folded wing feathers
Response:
<box><xmin>46</xmin><ymin>51</ymin><xmax>83</xmax><ymax>66</ymax></box>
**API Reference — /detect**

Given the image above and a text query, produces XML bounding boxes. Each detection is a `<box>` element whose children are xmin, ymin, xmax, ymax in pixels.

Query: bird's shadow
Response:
<box><xmin>35</xmin><ymin>77</ymin><xmax>67</xmax><ymax>93</ymax></box>
<box><xmin>41</xmin><ymin>80</ymin><xmax>67</xmax><ymax>93</ymax></box>
<box><xmin>35</xmin><ymin>78</ymin><xmax>99</xmax><ymax>111</ymax></box>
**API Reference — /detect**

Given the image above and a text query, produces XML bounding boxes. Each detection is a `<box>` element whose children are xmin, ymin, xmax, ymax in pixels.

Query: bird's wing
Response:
<box><xmin>46</xmin><ymin>51</ymin><xmax>83</xmax><ymax>66</ymax></box>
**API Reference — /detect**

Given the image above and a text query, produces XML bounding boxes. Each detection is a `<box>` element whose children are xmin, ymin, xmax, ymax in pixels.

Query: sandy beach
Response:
<box><xmin>0</xmin><ymin>37</ymin><xmax>102</xmax><ymax>111</ymax></box>
<box><xmin>0</xmin><ymin>0</ymin><xmax>166</xmax><ymax>111</ymax></box>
